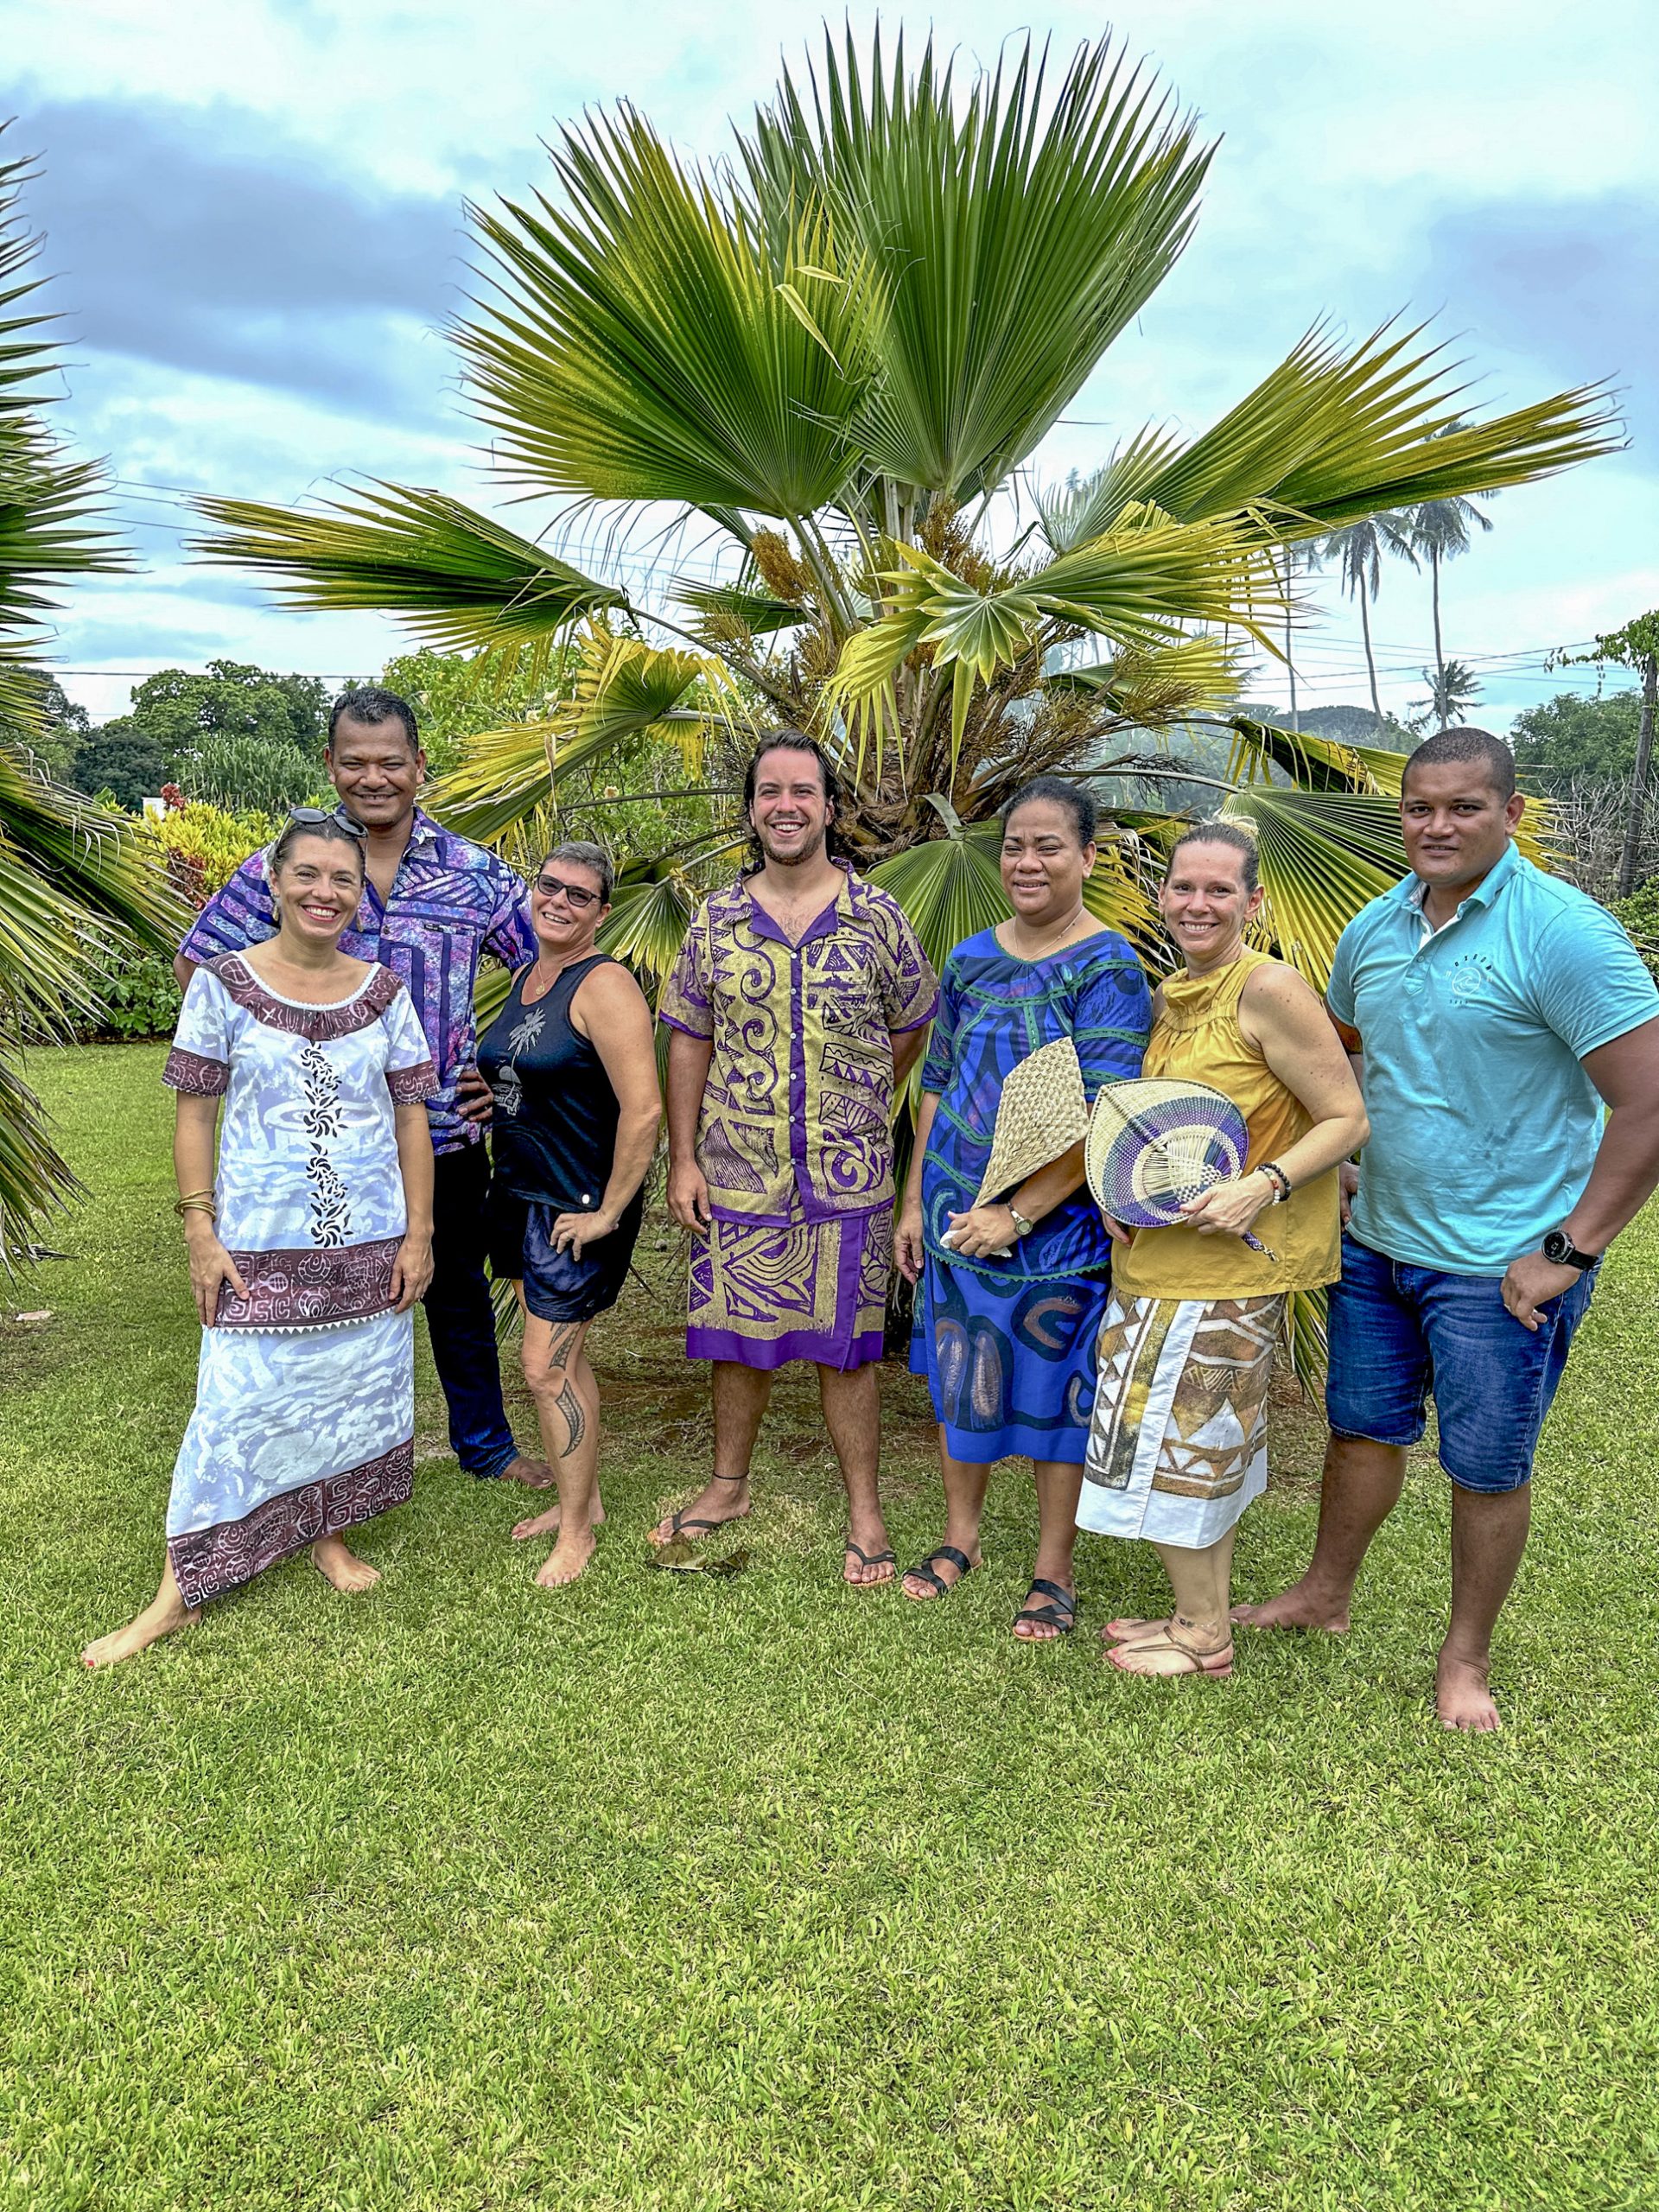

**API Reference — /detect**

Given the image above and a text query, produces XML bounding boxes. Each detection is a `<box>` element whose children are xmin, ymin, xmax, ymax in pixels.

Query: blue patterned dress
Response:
<box><xmin>909</xmin><ymin>928</ymin><xmax>1152</xmax><ymax>1464</ymax></box>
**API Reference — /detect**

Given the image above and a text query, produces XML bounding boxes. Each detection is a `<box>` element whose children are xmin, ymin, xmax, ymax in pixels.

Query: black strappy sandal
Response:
<box><xmin>1013</xmin><ymin>1578</ymin><xmax>1078</xmax><ymax>1637</ymax></box>
<box><xmin>901</xmin><ymin>1544</ymin><xmax>976</xmax><ymax>1599</ymax></box>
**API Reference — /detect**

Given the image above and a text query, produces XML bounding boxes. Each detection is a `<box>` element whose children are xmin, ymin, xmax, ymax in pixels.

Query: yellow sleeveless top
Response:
<box><xmin>1111</xmin><ymin>947</ymin><xmax>1340</xmax><ymax>1300</ymax></box>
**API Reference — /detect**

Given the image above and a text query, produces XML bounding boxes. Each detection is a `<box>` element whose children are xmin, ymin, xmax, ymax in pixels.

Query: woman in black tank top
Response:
<box><xmin>475</xmin><ymin>842</ymin><xmax>660</xmax><ymax>1589</ymax></box>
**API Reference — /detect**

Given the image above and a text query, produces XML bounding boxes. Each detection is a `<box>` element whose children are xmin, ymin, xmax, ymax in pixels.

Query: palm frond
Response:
<box><xmin>598</xmin><ymin>865</ymin><xmax>699</xmax><ymax>995</ymax></box>
<box><xmin>1219</xmin><ymin>786</ymin><xmax>1408</xmax><ymax>988</ymax></box>
<box><xmin>742</xmin><ymin>28</ymin><xmax>1212</xmax><ymax>500</ymax></box>
<box><xmin>672</xmin><ymin>577</ymin><xmax>807</xmax><ymax>639</ymax></box>
<box><xmin>1051</xmin><ymin>633</ymin><xmax>1246</xmax><ymax>724</ymax></box>
<box><xmin>190</xmin><ymin>484</ymin><xmax>622</xmax><ymax>652</ymax></box>
<box><xmin>1227</xmin><ymin>716</ymin><xmax>1408</xmax><ymax>796</ymax></box>
<box><xmin>1143</xmin><ymin>321</ymin><xmax>1621</xmax><ymax>536</ymax></box>
<box><xmin>1034</xmin><ymin>429</ymin><xmax>1183</xmax><ymax>553</ymax></box>
<box><xmin>460</xmin><ymin>107</ymin><xmax>877</xmax><ymax>515</ymax></box>
<box><xmin>430</xmin><ymin>629</ymin><xmax>746</xmax><ymax>842</ymax></box>
<box><xmin>867</xmin><ymin>824</ymin><xmax>1011</xmax><ymax>982</ymax></box>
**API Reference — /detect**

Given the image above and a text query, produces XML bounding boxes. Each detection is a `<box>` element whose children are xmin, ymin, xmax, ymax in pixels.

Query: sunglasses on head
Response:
<box><xmin>286</xmin><ymin>805</ymin><xmax>367</xmax><ymax>839</ymax></box>
<box><xmin>534</xmin><ymin>872</ymin><xmax>602</xmax><ymax>909</ymax></box>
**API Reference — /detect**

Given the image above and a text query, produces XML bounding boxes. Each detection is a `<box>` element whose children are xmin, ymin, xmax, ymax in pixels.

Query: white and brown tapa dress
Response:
<box><xmin>160</xmin><ymin>954</ymin><xmax>437</xmax><ymax>1606</ymax></box>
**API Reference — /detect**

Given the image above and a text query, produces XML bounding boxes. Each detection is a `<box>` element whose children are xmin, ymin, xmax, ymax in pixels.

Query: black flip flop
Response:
<box><xmin>843</xmin><ymin>1540</ymin><xmax>897</xmax><ymax>1586</ymax></box>
<box><xmin>1013</xmin><ymin>1578</ymin><xmax>1078</xmax><ymax>1637</ymax></box>
<box><xmin>902</xmin><ymin>1544</ymin><xmax>976</xmax><ymax>1598</ymax></box>
<box><xmin>658</xmin><ymin>1510</ymin><xmax>738</xmax><ymax>1543</ymax></box>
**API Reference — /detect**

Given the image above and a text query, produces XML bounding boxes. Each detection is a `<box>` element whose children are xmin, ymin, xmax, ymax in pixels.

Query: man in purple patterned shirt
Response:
<box><xmin>175</xmin><ymin>687</ymin><xmax>548</xmax><ymax>1489</ymax></box>
<box><xmin>650</xmin><ymin>731</ymin><xmax>938</xmax><ymax>1586</ymax></box>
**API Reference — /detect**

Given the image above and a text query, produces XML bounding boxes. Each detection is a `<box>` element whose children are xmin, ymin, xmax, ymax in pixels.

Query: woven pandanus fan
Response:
<box><xmin>939</xmin><ymin>1036</ymin><xmax>1090</xmax><ymax>1256</ymax></box>
<box><xmin>972</xmin><ymin>1036</ymin><xmax>1090</xmax><ymax>1205</ymax></box>
<box><xmin>1085</xmin><ymin>1077</ymin><xmax>1275</xmax><ymax>1256</ymax></box>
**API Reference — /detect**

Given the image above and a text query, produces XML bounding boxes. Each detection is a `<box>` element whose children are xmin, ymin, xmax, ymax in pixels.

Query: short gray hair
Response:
<box><xmin>541</xmin><ymin>840</ymin><xmax>614</xmax><ymax>903</ymax></box>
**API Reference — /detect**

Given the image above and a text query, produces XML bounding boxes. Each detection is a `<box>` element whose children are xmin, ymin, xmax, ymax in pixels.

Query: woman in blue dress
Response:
<box><xmin>895</xmin><ymin>779</ymin><xmax>1152</xmax><ymax>1638</ymax></box>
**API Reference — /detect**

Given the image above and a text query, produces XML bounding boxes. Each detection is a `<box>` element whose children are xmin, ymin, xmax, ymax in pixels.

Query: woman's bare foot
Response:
<box><xmin>511</xmin><ymin>1495</ymin><xmax>606</xmax><ymax>1542</ymax></box>
<box><xmin>535</xmin><ymin>1526</ymin><xmax>597</xmax><ymax>1587</ymax></box>
<box><xmin>648</xmin><ymin>1477</ymin><xmax>750</xmax><ymax>1547</ymax></box>
<box><xmin>1102</xmin><ymin>1615</ymin><xmax>1171</xmax><ymax>1645</ymax></box>
<box><xmin>311</xmin><ymin>1535</ymin><xmax>380</xmax><ymax>1592</ymax></box>
<box><xmin>82</xmin><ymin>1592</ymin><xmax>199</xmax><ymax>1669</ymax></box>
<box><xmin>1109</xmin><ymin>1617</ymin><xmax>1232</xmax><ymax>1678</ymax></box>
<box><xmin>1230</xmin><ymin>1580</ymin><xmax>1351</xmax><ymax>1633</ymax></box>
<box><xmin>501</xmin><ymin>1453</ymin><xmax>555</xmax><ymax>1491</ymax></box>
<box><xmin>1436</xmin><ymin>1649</ymin><xmax>1501</xmax><ymax>1732</ymax></box>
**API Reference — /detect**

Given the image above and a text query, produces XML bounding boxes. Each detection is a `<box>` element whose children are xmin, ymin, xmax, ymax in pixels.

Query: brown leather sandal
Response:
<box><xmin>1107</xmin><ymin>1617</ymin><xmax>1233</xmax><ymax>1678</ymax></box>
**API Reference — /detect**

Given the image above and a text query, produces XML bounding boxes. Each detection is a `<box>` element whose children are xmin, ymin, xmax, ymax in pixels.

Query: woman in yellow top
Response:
<box><xmin>1077</xmin><ymin>823</ymin><xmax>1368</xmax><ymax>1680</ymax></box>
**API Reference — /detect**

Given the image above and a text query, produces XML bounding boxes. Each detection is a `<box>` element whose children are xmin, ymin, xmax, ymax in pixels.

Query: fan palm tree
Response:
<box><xmin>193</xmin><ymin>27</ymin><xmax>1611</xmax><ymax>1001</ymax></box>
<box><xmin>0</xmin><ymin>137</ymin><xmax>191</xmax><ymax>1252</ymax></box>
<box><xmin>1317</xmin><ymin>511</ymin><xmax>1417</xmax><ymax>725</ymax></box>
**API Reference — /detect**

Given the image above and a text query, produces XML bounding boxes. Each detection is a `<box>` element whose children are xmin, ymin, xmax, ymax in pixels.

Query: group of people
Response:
<box><xmin>83</xmin><ymin>689</ymin><xmax>1659</xmax><ymax>1732</ymax></box>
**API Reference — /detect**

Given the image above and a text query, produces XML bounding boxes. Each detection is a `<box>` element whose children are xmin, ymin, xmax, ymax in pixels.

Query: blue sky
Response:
<box><xmin>10</xmin><ymin>0</ymin><xmax>1657</xmax><ymax>731</ymax></box>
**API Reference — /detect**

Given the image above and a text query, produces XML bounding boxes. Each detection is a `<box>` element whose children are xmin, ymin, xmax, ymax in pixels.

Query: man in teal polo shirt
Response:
<box><xmin>1236</xmin><ymin>727</ymin><xmax>1659</xmax><ymax>1730</ymax></box>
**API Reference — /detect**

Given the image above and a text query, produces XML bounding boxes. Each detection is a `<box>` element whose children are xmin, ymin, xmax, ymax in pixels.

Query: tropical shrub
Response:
<box><xmin>1610</xmin><ymin>879</ymin><xmax>1659</xmax><ymax>982</ymax></box>
<box><xmin>175</xmin><ymin>732</ymin><xmax>325</xmax><ymax>813</ymax></box>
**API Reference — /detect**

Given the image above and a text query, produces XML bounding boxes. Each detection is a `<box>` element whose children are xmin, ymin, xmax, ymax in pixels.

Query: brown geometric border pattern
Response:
<box><xmin>212</xmin><ymin>1237</ymin><xmax>403</xmax><ymax>1328</ymax></box>
<box><xmin>167</xmin><ymin>1438</ymin><xmax>414</xmax><ymax>1608</ymax></box>
<box><xmin>210</xmin><ymin>954</ymin><xmax>401</xmax><ymax>1042</ymax></box>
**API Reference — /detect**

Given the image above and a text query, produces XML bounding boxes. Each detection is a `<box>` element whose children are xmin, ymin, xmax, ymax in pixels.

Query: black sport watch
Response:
<box><xmin>1541</xmin><ymin>1228</ymin><xmax>1601</xmax><ymax>1272</ymax></box>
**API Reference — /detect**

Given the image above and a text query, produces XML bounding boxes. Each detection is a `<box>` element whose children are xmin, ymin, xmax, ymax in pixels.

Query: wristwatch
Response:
<box><xmin>1007</xmin><ymin>1205</ymin><xmax>1034</xmax><ymax>1238</ymax></box>
<box><xmin>1541</xmin><ymin>1227</ymin><xmax>1601</xmax><ymax>1271</ymax></box>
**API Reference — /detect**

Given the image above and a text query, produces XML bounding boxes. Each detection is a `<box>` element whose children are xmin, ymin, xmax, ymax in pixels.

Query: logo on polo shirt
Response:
<box><xmin>1447</xmin><ymin>951</ymin><xmax>1497</xmax><ymax>1006</ymax></box>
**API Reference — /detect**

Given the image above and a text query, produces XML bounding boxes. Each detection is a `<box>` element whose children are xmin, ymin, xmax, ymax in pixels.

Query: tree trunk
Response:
<box><xmin>1360</xmin><ymin>586</ymin><xmax>1382</xmax><ymax>726</ymax></box>
<box><xmin>1430</xmin><ymin>547</ymin><xmax>1446</xmax><ymax>695</ymax></box>
<box><xmin>1615</xmin><ymin>650</ymin><xmax>1658</xmax><ymax>899</ymax></box>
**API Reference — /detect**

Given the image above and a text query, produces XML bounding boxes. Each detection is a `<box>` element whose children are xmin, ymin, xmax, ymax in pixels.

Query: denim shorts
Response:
<box><xmin>1325</xmin><ymin>1232</ymin><xmax>1598</xmax><ymax>1492</ymax></box>
<box><xmin>486</xmin><ymin>1185</ymin><xmax>644</xmax><ymax>1325</ymax></box>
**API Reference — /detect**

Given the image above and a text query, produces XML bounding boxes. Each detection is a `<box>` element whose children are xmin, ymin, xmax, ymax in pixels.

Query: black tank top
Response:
<box><xmin>476</xmin><ymin>955</ymin><xmax>620</xmax><ymax>1212</ymax></box>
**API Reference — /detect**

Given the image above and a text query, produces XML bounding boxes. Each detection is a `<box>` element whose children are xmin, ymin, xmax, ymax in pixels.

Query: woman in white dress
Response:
<box><xmin>83</xmin><ymin>814</ymin><xmax>436</xmax><ymax>1668</ymax></box>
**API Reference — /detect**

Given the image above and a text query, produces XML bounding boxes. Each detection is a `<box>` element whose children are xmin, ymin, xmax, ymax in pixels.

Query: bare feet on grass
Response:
<box><xmin>82</xmin><ymin>1591</ymin><xmax>199</xmax><ymax>1670</ymax></box>
<box><xmin>501</xmin><ymin>1454</ymin><xmax>555</xmax><ymax>1491</ymax></box>
<box><xmin>511</xmin><ymin>1494</ymin><xmax>606</xmax><ymax>1542</ymax></box>
<box><xmin>1230</xmin><ymin>1580</ymin><xmax>1351</xmax><ymax>1634</ymax></box>
<box><xmin>310</xmin><ymin>1535</ymin><xmax>380</xmax><ymax>1592</ymax></box>
<box><xmin>534</xmin><ymin>1527</ymin><xmax>597</xmax><ymax>1587</ymax></box>
<box><xmin>1102</xmin><ymin>1616</ymin><xmax>1171</xmax><ymax>1646</ymax></box>
<box><xmin>1436</xmin><ymin>1648</ymin><xmax>1502</xmax><ymax>1732</ymax></box>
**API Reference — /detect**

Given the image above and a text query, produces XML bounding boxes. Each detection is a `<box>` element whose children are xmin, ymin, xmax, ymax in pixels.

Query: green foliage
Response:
<box><xmin>175</xmin><ymin>732</ymin><xmax>325</xmax><ymax>813</ymax></box>
<box><xmin>1609</xmin><ymin>877</ymin><xmax>1659</xmax><ymax>980</ymax></box>
<box><xmin>145</xmin><ymin>800</ymin><xmax>276</xmax><ymax>899</ymax></box>
<box><xmin>82</xmin><ymin>949</ymin><xmax>181</xmax><ymax>1039</ymax></box>
<box><xmin>1511</xmin><ymin>690</ymin><xmax>1643</xmax><ymax>792</ymax></box>
<box><xmin>68</xmin><ymin>717</ymin><xmax>168</xmax><ymax>810</ymax></box>
<box><xmin>130</xmin><ymin>658</ymin><xmax>326</xmax><ymax>757</ymax></box>
<box><xmin>381</xmin><ymin>644</ymin><xmax>575</xmax><ymax>777</ymax></box>
<box><xmin>9</xmin><ymin>1044</ymin><xmax>1659</xmax><ymax>2209</ymax></box>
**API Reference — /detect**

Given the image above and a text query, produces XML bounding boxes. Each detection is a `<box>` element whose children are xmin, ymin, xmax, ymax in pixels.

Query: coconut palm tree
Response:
<box><xmin>1408</xmin><ymin>427</ymin><xmax>1495</xmax><ymax>690</ymax></box>
<box><xmin>0</xmin><ymin>137</ymin><xmax>190</xmax><ymax>1251</ymax></box>
<box><xmin>1408</xmin><ymin>657</ymin><xmax>1483</xmax><ymax>731</ymax></box>
<box><xmin>1317</xmin><ymin>511</ymin><xmax>1417</xmax><ymax>725</ymax></box>
<box><xmin>193</xmin><ymin>27</ymin><xmax>1612</xmax><ymax>998</ymax></box>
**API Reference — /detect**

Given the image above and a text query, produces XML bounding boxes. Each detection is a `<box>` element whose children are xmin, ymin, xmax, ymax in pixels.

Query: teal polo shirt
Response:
<box><xmin>1327</xmin><ymin>840</ymin><xmax>1659</xmax><ymax>1274</ymax></box>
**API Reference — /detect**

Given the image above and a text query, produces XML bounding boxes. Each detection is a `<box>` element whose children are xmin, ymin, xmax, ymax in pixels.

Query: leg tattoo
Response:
<box><xmin>545</xmin><ymin>1320</ymin><xmax>582</xmax><ymax>1370</ymax></box>
<box><xmin>555</xmin><ymin>1377</ymin><xmax>587</xmax><ymax>1458</ymax></box>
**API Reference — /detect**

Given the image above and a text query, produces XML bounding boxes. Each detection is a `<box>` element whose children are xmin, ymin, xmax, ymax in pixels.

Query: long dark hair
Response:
<box><xmin>741</xmin><ymin>728</ymin><xmax>844</xmax><ymax>874</ymax></box>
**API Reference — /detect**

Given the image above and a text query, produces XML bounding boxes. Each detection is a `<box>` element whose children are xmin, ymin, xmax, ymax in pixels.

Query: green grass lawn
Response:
<box><xmin>3</xmin><ymin>1044</ymin><xmax>1657</xmax><ymax>2211</ymax></box>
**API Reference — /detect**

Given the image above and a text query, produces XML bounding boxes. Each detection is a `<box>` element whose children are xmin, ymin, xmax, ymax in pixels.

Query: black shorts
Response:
<box><xmin>486</xmin><ymin>1185</ymin><xmax>645</xmax><ymax>1324</ymax></box>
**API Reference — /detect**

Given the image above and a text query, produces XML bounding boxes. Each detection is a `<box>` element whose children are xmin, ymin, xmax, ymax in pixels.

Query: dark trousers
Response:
<box><xmin>426</xmin><ymin>1141</ymin><xmax>519</xmax><ymax>1478</ymax></box>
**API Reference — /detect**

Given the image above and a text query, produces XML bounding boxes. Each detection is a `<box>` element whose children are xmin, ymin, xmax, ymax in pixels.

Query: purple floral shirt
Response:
<box><xmin>659</xmin><ymin>861</ymin><xmax>938</xmax><ymax>1225</ymax></box>
<box><xmin>178</xmin><ymin>809</ymin><xmax>536</xmax><ymax>1155</ymax></box>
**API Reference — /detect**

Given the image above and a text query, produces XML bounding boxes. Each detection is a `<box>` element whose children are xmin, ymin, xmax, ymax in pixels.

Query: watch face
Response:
<box><xmin>1542</xmin><ymin>1230</ymin><xmax>1569</xmax><ymax>1263</ymax></box>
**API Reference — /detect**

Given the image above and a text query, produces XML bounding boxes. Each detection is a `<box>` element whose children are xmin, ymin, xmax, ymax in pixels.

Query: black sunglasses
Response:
<box><xmin>286</xmin><ymin>805</ymin><xmax>367</xmax><ymax>840</ymax></box>
<box><xmin>534</xmin><ymin>873</ymin><xmax>602</xmax><ymax>909</ymax></box>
